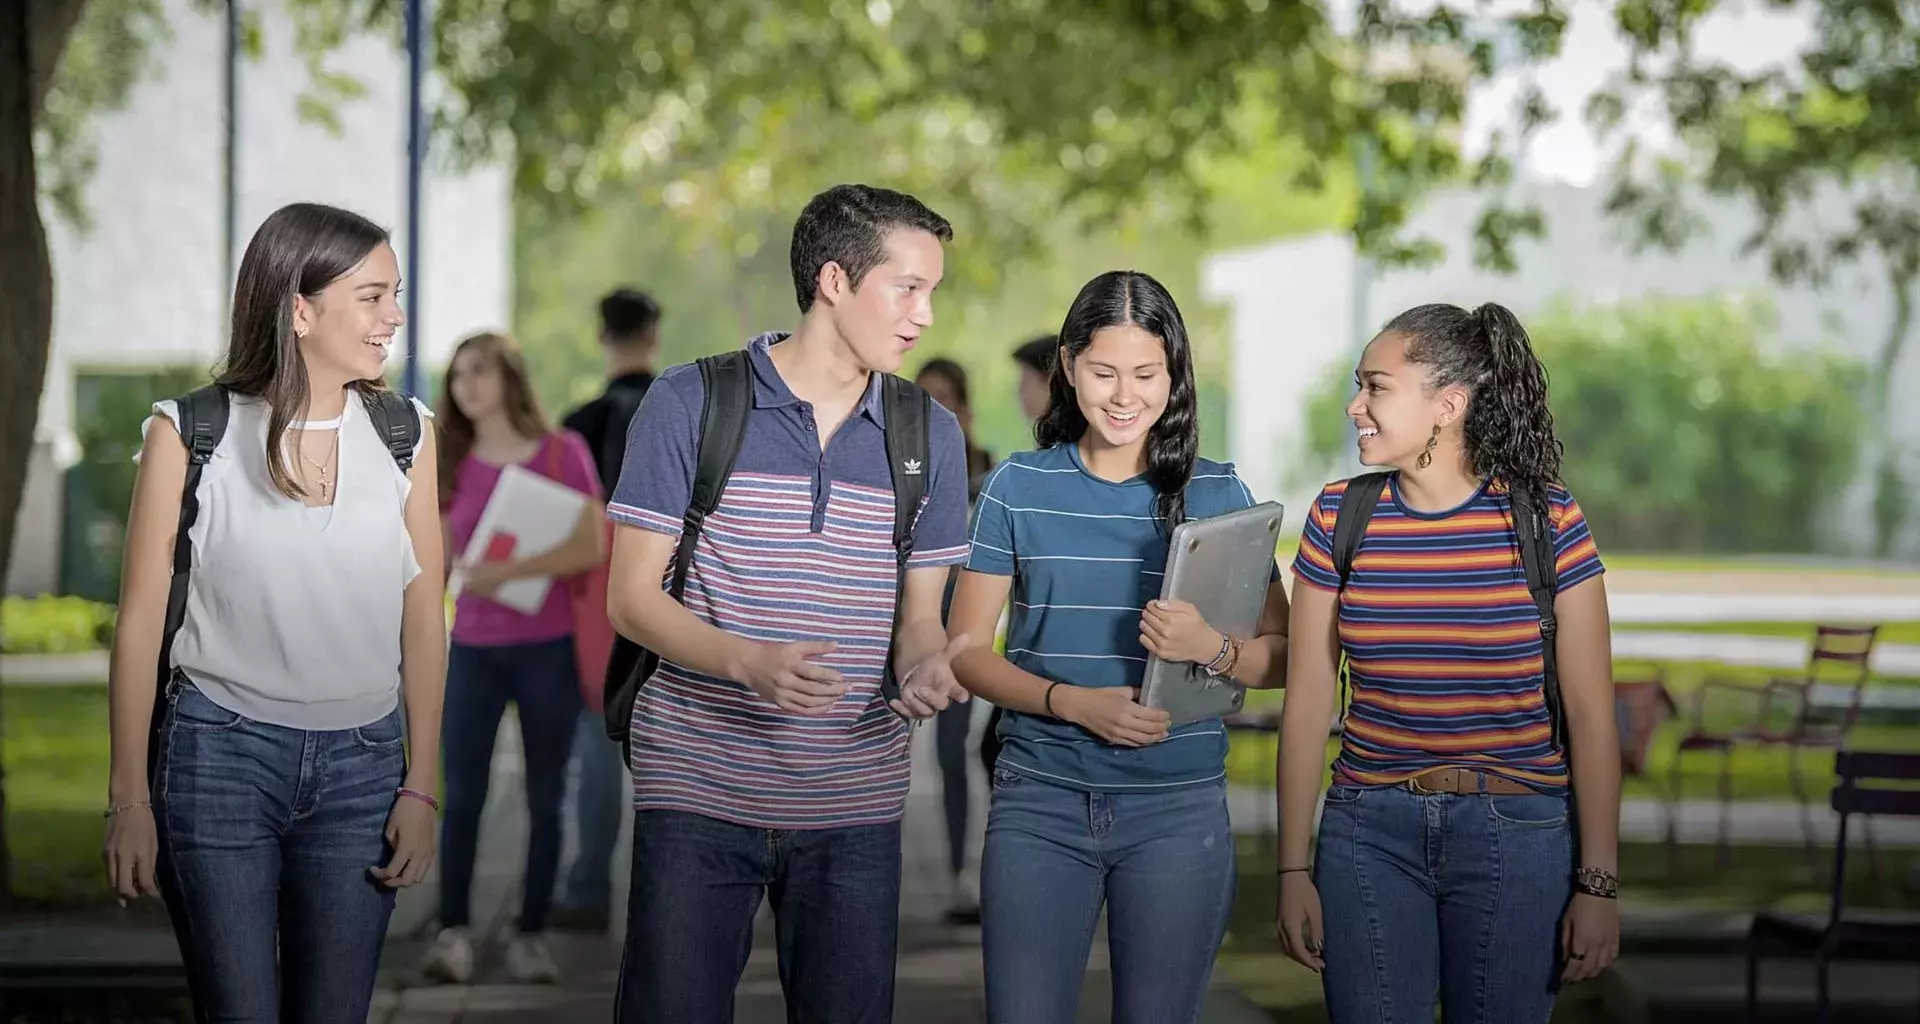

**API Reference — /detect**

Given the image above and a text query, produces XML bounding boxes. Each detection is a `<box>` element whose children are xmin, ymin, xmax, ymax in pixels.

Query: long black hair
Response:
<box><xmin>1036</xmin><ymin>270</ymin><xmax>1199</xmax><ymax>532</ymax></box>
<box><xmin>1383</xmin><ymin>301</ymin><xmax>1563</xmax><ymax>511</ymax></box>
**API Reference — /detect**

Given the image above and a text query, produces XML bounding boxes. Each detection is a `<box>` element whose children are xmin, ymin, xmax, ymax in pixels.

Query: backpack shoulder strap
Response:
<box><xmin>154</xmin><ymin>384</ymin><xmax>230</xmax><ymax>767</ymax></box>
<box><xmin>604</xmin><ymin>352</ymin><xmax>754</xmax><ymax>746</ymax></box>
<box><xmin>1330</xmin><ymin>471</ymin><xmax>1392</xmax><ymax>590</ymax></box>
<box><xmin>364</xmin><ymin>390</ymin><xmax>422</xmax><ymax>472</ymax></box>
<box><xmin>1509</xmin><ymin>485</ymin><xmax>1566</xmax><ymax>748</ymax></box>
<box><xmin>877</xmin><ymin>374</ymin><xmax>932</xmax><ymax>708</ymax></box>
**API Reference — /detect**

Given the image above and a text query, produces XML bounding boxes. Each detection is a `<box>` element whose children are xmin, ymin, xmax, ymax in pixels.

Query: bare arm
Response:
<box><xmin>946</xmin><ymin>571</ymin><xmax>1050</xmax><ymax>713</ymax></box>
<box><xmin>1224</xmin><ymin>581</ymin><xmax>1291</xmax><ymax>689</ymax></box>
<box><xmin>892</xmin><ymin>565</ymin><xmax>955</xmax><ymax>678</ymax></box>
<box><xmin>606</xmin><ymin>524</ymin><xmax>845</xmax><ymax>712</ymax></box>
<box><xmin>1556</xmin><ymin>577</ymin><xmax>1619</xmax><ymax>874</ymax></box>
<box><xmin>106</xmin><ymin>419</ymin><xmax>188</xmax><ymax>807</ymax></box>
<box><xmin>1277</xmin><ymin>581</ymin><xmax>1341</xmax><ymax>870</ymax></box>
<box><xmin>399</xmin><ymin>430</ymin><xmax>448</xmax><ymax>793</ymax></box>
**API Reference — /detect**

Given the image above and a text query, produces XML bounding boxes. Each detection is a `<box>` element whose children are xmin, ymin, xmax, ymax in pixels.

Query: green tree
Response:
<box><xmin>1589</xmin><ymin>0</ymin><xmax>1920</xmax><ymax>554</ymax></box>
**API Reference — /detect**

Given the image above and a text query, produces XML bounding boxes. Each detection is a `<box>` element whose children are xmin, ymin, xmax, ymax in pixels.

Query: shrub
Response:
<box><xmin>1</xmin><ymin>594</ymin><xmax>116</xmax><ymax>654</ymax></box>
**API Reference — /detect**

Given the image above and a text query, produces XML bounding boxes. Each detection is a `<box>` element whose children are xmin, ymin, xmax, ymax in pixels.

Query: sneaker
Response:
<box><xmin>505</xmin><ymin>933</ymin><xmax>561</xmax><ymax>984</ymax></box>
<box><xmin>421</xmin><ymin>926</ymin><xmax>474</xmax><ymax>984</ymax></box>
<box><xmin>942</xmin><ymin>872</ymin><xmax>982</xmax><ymax>926</ymax></box>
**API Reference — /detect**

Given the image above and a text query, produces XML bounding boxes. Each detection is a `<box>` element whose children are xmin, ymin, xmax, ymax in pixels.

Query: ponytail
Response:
<box><xmin>1383</xmin><ymin>301</ymin><xmax>1564</xmax><ymax>508</ymax></box>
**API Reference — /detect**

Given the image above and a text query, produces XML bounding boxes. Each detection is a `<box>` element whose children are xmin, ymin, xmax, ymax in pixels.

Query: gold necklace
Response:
<box><xmin>299</xmin><ymin>426</ymin><xmax>342</xmax><ymax>501</ymax></box>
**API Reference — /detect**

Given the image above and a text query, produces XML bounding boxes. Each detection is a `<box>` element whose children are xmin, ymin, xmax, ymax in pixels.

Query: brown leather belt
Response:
<box><xmin>1403</xmin><ymin>767</ymin><xmax>1537</xmax><ymax>796</ymax></box>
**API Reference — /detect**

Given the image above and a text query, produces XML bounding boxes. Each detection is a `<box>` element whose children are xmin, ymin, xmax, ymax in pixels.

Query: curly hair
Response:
<box><xmin>1036</xmin><ymin>270</ymin><xmax>1198</xmax><ymax>533</ymax></box>
<box><xmin>1384</xmin><ymin>302</ymin><xmax>1563</xmax><ymax>511</ymax></box>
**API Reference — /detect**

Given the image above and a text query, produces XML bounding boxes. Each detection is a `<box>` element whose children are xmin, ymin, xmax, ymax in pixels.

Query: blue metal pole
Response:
<box><xmin>402</xmin><ymin>0</ymin><xmax>426</xmax><ymax>397</ymax></box>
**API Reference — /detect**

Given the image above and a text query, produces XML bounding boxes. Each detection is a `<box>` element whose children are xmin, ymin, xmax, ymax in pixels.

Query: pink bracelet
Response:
<box><xmin>395</xmin><ymin>787</ymin><xmax>440</xmax><ymax>812</ymax></box>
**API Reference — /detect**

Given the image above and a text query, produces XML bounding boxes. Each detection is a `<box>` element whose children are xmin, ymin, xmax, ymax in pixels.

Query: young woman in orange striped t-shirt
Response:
<box><xmin>1276</xmin><ymin>303</ymin><xmax>1621</xmax><ymax>1024</ymax></box>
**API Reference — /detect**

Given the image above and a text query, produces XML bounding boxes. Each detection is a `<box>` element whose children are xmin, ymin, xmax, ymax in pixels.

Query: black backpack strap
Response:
<box><xmin>1330</xmin><ymin>472</ymin><xmax>1391</xmax><ymax>588</ymax></box>
<box><xmin>1327</xmin><ymin>471</ymin><xmax>1389</xmax><ymax>731</ymax></box>
<box><xmin>364</xmin><ymin>390</ymin><xmax>422</xmax><ymax>472</ymax></box>
<box><xmin>1509</xmin><ymin>486</ymin><xmax>1565</xmax><ymax>750</ymax></box>
<box><xmin>153</xmin><ymin>385</ymin><xmax>230</xmax><ymax>772</ymax></box>
<box><xmin>604</xmin><ymin>352</ymin><xmax>754</xmax><ymax>744</ymax></box>
<box><xmin>878</xmin><ymin>375</ymin><xmax>931</xmax><ymax>707</ymax></box>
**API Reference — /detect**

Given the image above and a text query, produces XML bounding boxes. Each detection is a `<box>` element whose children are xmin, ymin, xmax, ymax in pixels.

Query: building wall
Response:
<box><xmin>8</xmin><ymin>0</ymin><xmax>512</xmax><ymax>596</ymax></box>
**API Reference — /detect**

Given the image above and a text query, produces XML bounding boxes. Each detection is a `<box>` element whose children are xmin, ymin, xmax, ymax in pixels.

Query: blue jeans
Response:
<box><xmin>561</xmin><ymin>709</ymin><xmax>627</xmax><ymax>913</ymax></box>
<box><xmin>439</xmin><ymin>637</ymin><xmax>582</xmax><ymax>932</ymax></box>
<box><xmin>616</xmin><ymin>810</ymin><xmax>902</xmax><ymax>1024</ymax></box>
<box><xmin>935</xmin><ymin>699</ymin><xmax>973</xmax><ymax>874</ymax></box>
<box><xmin>153</xmin><ymin>678</ymin><xmax>404</xmax><ymax>1024</ymax></box>
<box><xmin>980</xmin><ymin>768</ymin><xmax>1236</xmax><ymax>1024</ymax></box>
<box><xmin>1314</xmin><ymin>783</ymin><xmax>1575</xmax><ymax>1024</ymax></box>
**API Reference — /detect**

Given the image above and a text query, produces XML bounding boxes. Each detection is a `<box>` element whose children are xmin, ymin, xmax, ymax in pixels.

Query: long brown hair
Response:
<box><xmin>436</xmin><ymin>331</ymin><xmax>550</xmax><ymax>505</ymax></box>
<box><xmin>218</xmin><ymin>202</ymin><xmax>392</xmax><ymax>501</ymax></box>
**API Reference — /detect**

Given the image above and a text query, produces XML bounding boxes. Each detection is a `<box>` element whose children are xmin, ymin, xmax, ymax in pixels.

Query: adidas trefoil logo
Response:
<box><xmin>902</xmin><ymin>458</ymin><xmax>923</xmax><ymax>476</ymax></box>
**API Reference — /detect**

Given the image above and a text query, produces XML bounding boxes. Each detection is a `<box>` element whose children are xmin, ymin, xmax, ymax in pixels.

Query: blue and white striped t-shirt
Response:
<box><xmin>966</xmin><ymin>443</ymin><xmax>1270</xmax><ymax>791</ymax></box>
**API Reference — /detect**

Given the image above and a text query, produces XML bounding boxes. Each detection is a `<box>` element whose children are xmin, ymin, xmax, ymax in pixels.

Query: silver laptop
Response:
<box><xmin>1139</xmin><ymin>501</ymin><xmax>1285</xmax><ymax>726</ymax></box>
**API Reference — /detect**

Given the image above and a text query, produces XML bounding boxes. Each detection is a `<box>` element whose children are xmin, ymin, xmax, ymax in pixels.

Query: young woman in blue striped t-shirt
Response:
<box><xmin>948</xmin><ymin>270</ymin><xmax>1292</xmax><ymax>1023</ymax></box>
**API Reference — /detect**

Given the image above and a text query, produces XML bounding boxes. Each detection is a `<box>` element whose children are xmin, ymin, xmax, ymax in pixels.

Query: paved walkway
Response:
<box><xmin>369</xmin><ymin>714</ymin><xmax>1271</xmax><ymax>1024</ymax></box>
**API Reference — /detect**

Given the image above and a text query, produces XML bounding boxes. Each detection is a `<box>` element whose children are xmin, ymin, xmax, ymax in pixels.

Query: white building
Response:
<box><xmin>7</xmin><ymin>0</ymin><xmax>511</xmax><ymax>596</ymax></box>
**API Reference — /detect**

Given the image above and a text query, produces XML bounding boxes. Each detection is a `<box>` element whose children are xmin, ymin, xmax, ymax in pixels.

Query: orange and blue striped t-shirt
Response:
<box><xmin>1290</xmin><ymin>474</ymin><xmax>1604</xmax><ymax>790</ymax></box>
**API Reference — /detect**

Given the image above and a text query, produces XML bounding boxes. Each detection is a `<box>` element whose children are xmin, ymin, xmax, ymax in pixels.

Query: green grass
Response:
<box><xmin>1625</xmin><ymin>620</ymin><xmax>1920</xmax><ymax>644</ymax></box>
<box><xmin>2</xmin><ymin>683</ymin><xmax>109</xmax><ymax>907</ymax></box>
<box><xmin>1218</xmin><ymin>836</ymin><xmax>1917</xmax><ymax>1021</ymax></box>
<box><xmin>1228</xmin><ymin>659</ymin><xmax>1920</xmax><ymax>800</ymax></box>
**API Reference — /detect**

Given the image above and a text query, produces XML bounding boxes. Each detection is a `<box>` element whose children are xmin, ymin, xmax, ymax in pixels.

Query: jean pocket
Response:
<box><xmin>351</xmin><ymin>711</ymin><xmax>406</xmax><ymax>750</ymax></box>
<box><xmin>169</xmin><ymin>684</ymin><xmax>244</xmax><ymax>733</ymax></box>
<box><xmin>1322</xmin><ymin>785</ymin><xmax>1365</xmax><ymax>806</ymax></box>
<box><xmin>1487</xmin><ymin>792</ymin><xmax>1568</xmax><ymax>828</ymax></box>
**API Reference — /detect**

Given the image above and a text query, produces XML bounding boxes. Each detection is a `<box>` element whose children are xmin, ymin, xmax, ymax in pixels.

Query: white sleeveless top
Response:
<box><xmin>139</xmin><ymin>393</ymin><xmax>434</xmax><ymax>730</ymax></box>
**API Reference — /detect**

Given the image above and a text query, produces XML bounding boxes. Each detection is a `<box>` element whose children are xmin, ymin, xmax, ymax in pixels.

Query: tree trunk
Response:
<box><xmin>1871</xmin><ymin>274</ymin><xmax>1916</xmax><ymax>558</ymax></box>
<box><xmin>0</xmin><ymin>0</ymin><xmax>89</xmax><ymax>907</ymax></box>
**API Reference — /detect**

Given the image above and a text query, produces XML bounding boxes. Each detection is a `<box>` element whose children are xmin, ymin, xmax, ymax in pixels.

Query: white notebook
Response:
<box><xmin>455</xmin><ymin>463</ymin><xmax>589</xmax><ymax>614</ymax></box>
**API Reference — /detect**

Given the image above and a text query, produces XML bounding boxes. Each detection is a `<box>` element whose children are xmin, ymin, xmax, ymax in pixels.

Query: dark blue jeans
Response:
<box><xmin>1314</xmin><ymin>783</ymin><xmax>1575</xmax><ymax>1024</ymax></box>
<box><xmin>153</xmin><ymin>678</ymin><xmax>404</xmax><ymax>1024</ymax></box>
<box><xmin>439</xmin><ymin>637</ymin><xmax>582</xmax><ymax>932</ymax></box>
<box><xmin>980</xmin><ymin>769</ymin><xmax>1236</xmax><ymax>1024</ymax></box>
<box><xmin>616</xmin><ymin>809</ymin><xmax>903</xmax><ymax>1024</ymax></box>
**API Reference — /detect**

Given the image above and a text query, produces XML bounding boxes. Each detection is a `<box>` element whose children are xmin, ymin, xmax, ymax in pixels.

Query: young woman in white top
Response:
<box><xmin>101</xmin><ymin>202</ymin><xmax>445</xmax><ymax>1024</ymax></box>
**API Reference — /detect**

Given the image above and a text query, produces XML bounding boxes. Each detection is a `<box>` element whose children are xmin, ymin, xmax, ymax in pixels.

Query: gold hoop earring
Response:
<box><xmin>1416</xmin><ymin>425</ymin><xmax>1439</xmax><ymax>470</ymax></box>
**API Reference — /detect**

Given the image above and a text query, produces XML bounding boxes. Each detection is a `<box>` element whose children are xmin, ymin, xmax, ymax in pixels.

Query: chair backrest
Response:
<box><xmin>1613</xmin><ymin>669</ymin><xmax>1677</xmax><ymax>777</ymax></box>
<box><xmin>1801</xmin><ymin>624</ymin><xmax>1879</xmax><ymax>730</ymax></box>
<box><xmin>1825</xmin><ymin>750</ymin><xmax>1920</xmax><ymax>924</ymax></box>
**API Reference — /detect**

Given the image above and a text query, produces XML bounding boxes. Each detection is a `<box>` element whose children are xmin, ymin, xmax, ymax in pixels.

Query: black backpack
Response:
<box><xmin>151</xmin><ymin>385</ymin><xmax>422</xmax><ymax>768</ymax></box>
<box><xmin>1328</xmin><ymin>471</ymin><xmax>1565</xmax><ymax>749</ymax></box>
<box><xmin>601</xmin><ymin>350</ymin><xmax>932</xmax><ymax>746</ymax></box>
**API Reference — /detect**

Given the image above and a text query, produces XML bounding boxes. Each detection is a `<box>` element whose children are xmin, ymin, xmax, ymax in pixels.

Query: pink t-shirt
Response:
<box><xmin>446</xmin><ymin>430</ymin><xmax>601</xmax><ymax>647</ymax></box>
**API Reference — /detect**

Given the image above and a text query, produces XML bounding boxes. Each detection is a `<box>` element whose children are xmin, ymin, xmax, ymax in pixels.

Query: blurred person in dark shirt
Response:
<box><xmin>550</xmin><ymin>287</ymin><xmax>661</xmax><ymax>932</ymax></box>
<box><xmin>913</xmin><ymin>357</ymin><xmax>995</xmax><ymax>925</ymax></box>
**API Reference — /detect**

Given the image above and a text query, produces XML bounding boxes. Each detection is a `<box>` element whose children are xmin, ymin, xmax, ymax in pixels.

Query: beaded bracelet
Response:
<box><xmin>1203</xmin><ymin>632</ymin><xmax>1233</xmax><ymax>674</ymax></box>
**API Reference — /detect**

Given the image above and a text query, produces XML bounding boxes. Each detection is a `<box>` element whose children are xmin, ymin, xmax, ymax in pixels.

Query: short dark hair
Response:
<box><xmin>914</xmin><ymin>357</ymin><xmax>971</xmax><ymax>408</ymax></box>
<box><xmin>789</xmin><ymin>184</ymin><xmax>953</xmax><ymax>314</ymax></box>
<box><xmin>1012</xmin><ymin>334</ymin><xmax>1057</xmax><ymax>375</ymax></box>
<box><xmin>599</xmin><ymin>288</ymin><xmax>661</xmax><ymax>347</ymax></box>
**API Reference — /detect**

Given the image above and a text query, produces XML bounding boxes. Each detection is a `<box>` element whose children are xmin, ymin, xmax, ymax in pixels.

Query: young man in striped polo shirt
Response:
<box><xmin>605</xmin><ymin>184</ymin><xmax>974</xmax><ymax>1022</ymax></box>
